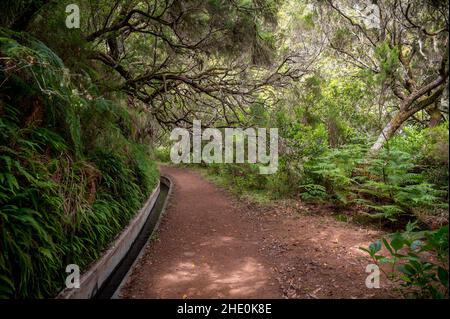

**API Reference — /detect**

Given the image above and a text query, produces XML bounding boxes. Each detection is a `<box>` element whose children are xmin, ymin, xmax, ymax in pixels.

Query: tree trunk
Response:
<box><xmin>369</xmin><ymin>75</ymin><xmax>447</xmax><ymax>155</ymax></box>
<box><xmin>327</xmin><ymin>118</ymin><xmax>339</xmax><ymax>148</ymax></box>
<box><xmin>369</xmin><ymin>111</ymin><xmax>408</xmax><ymax>154</ymax></box>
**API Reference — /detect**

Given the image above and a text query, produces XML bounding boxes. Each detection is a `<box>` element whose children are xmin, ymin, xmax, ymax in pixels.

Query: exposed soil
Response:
<box><xmin>119</xmin><ymin>166</ymin><xmax>397</xmax><ymax>299</ymax></box>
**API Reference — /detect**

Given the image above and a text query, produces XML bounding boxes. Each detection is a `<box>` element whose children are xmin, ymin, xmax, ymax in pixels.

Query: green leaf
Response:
<box><xmin>437</xmin><ymin>267</ymin><xmax>448</xmax><ymax>286</ymax></box>
<box><xmin>378</xmin><ymin>257</ymin><xmax>393</xmax><ymax>264</ymax></box>
<box><xmin>398</xmin><ymin>264</ymin><xmax>416</xmax><ymax>276</ymax></box>
<box><xmin>369</xmin><ymin>240</ymin><xmax>382</xmax><ymax>255</ymax></box>
<box><xmin>382</xmin><ymin>237</ymin><xmax>394</xmax><ymax>255</ymax></box>
<box><xmin>390</xmin><ymin>233</ymin><xmax>406</xmax><ymax>251</ymax></box>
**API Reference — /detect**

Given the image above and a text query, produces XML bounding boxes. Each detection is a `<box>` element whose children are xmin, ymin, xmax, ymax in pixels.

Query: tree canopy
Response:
<box><xmin>0</xmin><ymin>0</ymin><xmax>448</xmax><ymax>299</ymax></box>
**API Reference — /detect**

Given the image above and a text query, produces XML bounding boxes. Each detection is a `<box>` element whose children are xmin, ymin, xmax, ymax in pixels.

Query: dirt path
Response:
<box><xmin>119</xmin><ymin>166</ymin><xmax>396</xmax><ymax>299</ymax></box>
<box><xmin>119</xmin><ymin>166</ymin><xmax>280</xmax><ymax>298</ymax></box>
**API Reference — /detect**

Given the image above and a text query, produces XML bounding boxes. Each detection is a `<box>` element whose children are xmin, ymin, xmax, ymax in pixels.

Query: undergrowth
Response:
<box><xmin>0</xmin><ymin>29</ymin><xmax>158</xmax><ymax>298</ymax></box>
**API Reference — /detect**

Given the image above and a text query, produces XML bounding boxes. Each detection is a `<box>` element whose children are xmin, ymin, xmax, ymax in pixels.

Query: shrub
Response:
<box><xmin>361</xmin><ymin>222</ymin><xmax>449</xmax><ymax>299</ymax></box>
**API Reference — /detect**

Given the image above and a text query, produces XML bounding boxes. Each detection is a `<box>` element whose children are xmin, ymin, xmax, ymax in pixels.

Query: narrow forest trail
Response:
<box><xmin>119</xmin><ymin>166</ymin><xmax>396</xmax><ymax>299</ymax></box>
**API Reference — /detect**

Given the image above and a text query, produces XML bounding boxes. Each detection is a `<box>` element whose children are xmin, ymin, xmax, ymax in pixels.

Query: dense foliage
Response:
<box><xmin>0</xmin><ymin>0</ymin><xmax>448</xmax><ymax>299</ymax></box>
<box><xmin>0</xmin><ymin>29</ymin><xmax>158</xmax><ymax>298</ymax></box>
<box><xmin>157</xmin><ymin>0</ymin><xmax>449</xmax><ymax>298</ymax></box>
<box><xmin>362</xmin><ymin>222</ymin><xmax>448</xmax><ymax>298</ymax></box>
<box><xmin>0</xmin><ymin>0</ymin><xmax>291</xmax><ymax>299</ymax></box>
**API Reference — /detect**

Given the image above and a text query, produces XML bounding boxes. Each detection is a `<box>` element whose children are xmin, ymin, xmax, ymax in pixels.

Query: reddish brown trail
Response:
<box><xmin>119</xmin><ymin>166</ymin><xmax>394</xmax><ymax>299</ymax></box>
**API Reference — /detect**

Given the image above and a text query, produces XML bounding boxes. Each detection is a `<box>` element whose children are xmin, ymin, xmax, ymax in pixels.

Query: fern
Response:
<box><xmin>0</xmin><ymin>29</ymin><xmax>159</xmax><ymax>298</ymax></box>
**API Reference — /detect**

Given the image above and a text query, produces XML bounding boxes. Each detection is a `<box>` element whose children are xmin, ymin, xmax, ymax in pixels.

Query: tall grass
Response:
<box><xmin>0</xmin><ymin>29</ymin><xmax>158</xmax><ymax>298</ymax></box>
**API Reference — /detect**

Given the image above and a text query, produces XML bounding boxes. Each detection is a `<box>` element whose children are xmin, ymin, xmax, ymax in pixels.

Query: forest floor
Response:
<box><xmin>119</xmin><ymin>166</ymin><xmax>398</xmax><ymax>299</ymax></box>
